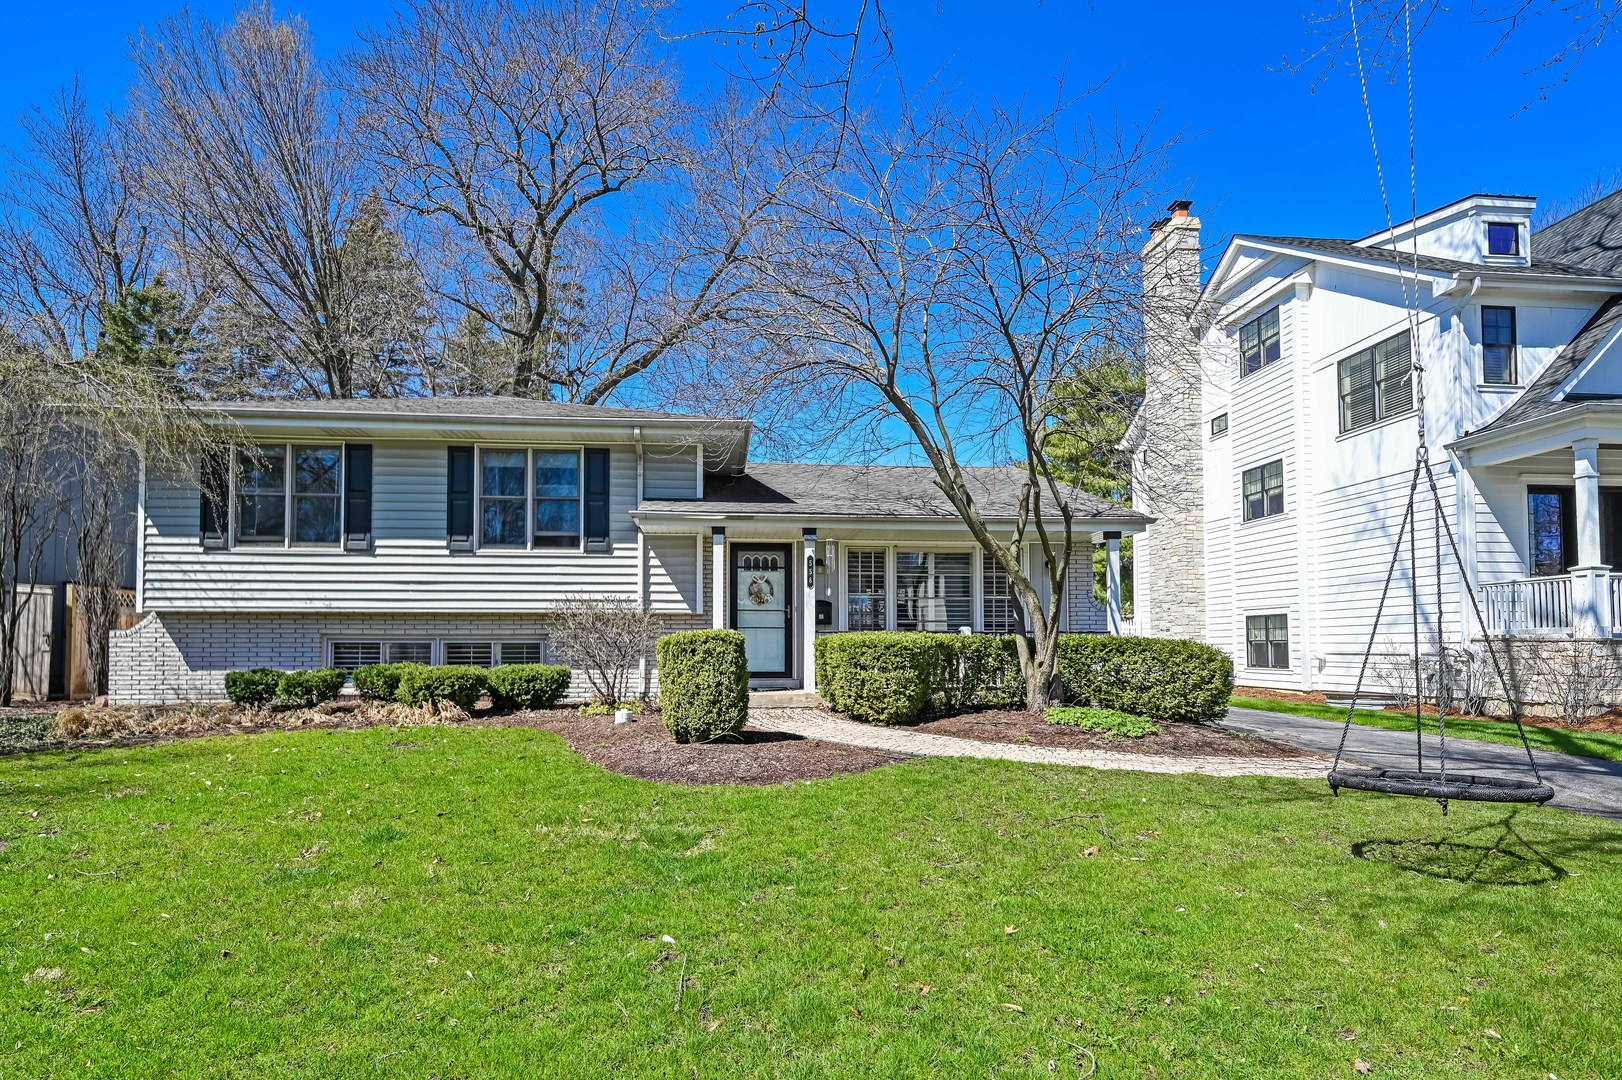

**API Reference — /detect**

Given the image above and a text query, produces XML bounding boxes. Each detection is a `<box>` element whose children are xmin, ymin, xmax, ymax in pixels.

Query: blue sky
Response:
<box><xmin>0</xmin><ymin>0</ymin><xmax>1616</xmax><ymax>258</ymax></box>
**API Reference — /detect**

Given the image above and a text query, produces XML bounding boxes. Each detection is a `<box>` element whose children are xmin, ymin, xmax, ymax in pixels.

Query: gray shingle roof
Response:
<box><xmin>220</xmin><ymin>394</ymin><xmax>736</xmax><ymax>424</ymax></box>
<box><xmin>1239</xmin><ymin>235</ymin><xmax>1622</xmax><ymax>280</ymax></box>
<box><xmin>639</xmin><ymin>463</ymin><xmax>1146</xmax><ymax>522</ymax></box>
<box><xmin>1531</xmin><ymin>189</ymin><xmax>1622</xmax><ymax>277</ymax></box>
<box><xmin>1467</xmin><ymin>295</ymin><xmax>1622</xmax><ymax>435</ymax></box>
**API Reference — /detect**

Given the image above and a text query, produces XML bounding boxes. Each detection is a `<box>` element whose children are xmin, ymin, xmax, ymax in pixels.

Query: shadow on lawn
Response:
<box><xmin>1351</xmin><ymin>812</ymin><xmax>1570</xmax><ymax>887</ymax></box>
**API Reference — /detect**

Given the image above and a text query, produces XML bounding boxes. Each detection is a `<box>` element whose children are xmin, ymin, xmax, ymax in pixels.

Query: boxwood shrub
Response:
<box><xmin>656</xmin><ymin>630</ymin><xmax>748</xmax><ymax>743</ymax></box>
<box><xmin>396</xmin><ymin>665</ymin><xmax>489</xmax><ymax>710</ymax></box>
<box><xmin>817</xmin><ymin>631</ymin><xmax>1028</xmax><ymax>724</ymax></box>
<box><xmin>352</xmin><ymin>662</ymin><xmax>427</xmax><ymax>701</ymax></box>
<box><xmin>487</xmin><ymin>664</ymin><xmax>572</xmax><ymax>711</ymax></box>
<box><xmin>223</xmin><ymin>668</ymin><xmax>282</xmax><ymax>709</ymax></box>
<box><xmin>1055</xmin><ymin>635</ymin><xmax>1233</xmax><ymax>723</ymax></box>
<box><xmin>276</xmin><ymin>667</ymin><xmax>348</xmax><ymax>707</ymax></box>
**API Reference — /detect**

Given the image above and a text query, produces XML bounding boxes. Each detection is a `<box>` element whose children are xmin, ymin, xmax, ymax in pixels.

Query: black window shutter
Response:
<box><xmin>584</xmin><ymin>448</ymin><xmax>611</xmax><ymax>550</ymax></box>
<box><xmin>199</xmin><ymin>448</ymin><xmax>229</xmax><ymax>551</ymax></box>
<box><xmin>343</xmin><ymin>444</ymin><xmax>373</xmax><ymax>552</ymax></box>
<box><xmin>447</xmin><ymin>445</ymin><xmax>474</xmax><ymax>552</ymax></box>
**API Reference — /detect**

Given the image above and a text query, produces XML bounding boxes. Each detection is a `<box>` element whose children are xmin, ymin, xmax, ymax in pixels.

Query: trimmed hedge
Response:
<box><xmin>817</xmin><ymin>632</ymin><xmax>1027</xmax><ymax>725</ymax></box>
<box><xmin>276</xmin><ymin>667</ymin><xmax>348</xmax><ymax>707</ymax></box>
<box><xmin>487</xmin><ymin>664</ymin><xmax>572</xmax><ymax>710</ymax></box>
<box><xmin>1055</xmin><ymin>635</ymin><xmax>1233</xmax><ymax>723</ymax></box>
<box><xmin>224</xmin><ymin>668</ymin><xmax>281</xmax><ymax>709</ymax></box>
<box><xmin>396</xmin><ymin>665</ymin><xmax>489</xmax><ymax>710</ymax></box>
<box><xmin>656</xmin><ymin>630</ymin><xmax>748</xmax><ymax>743</ymax></box>
<box><xmin>352</xmin><ymin>662</ymin><xmax>428</xmax><ymax>701</ymax></box>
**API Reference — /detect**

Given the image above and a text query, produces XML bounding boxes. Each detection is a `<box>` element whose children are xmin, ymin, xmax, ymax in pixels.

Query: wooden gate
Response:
<box><xmin>4</xmin><ymin>584</ymin><xmax>54</xmax><ymax>702</ymax></box>
<box><xmin>65</xmin><ymin>585</ymin><xmax>140</xmax><ymax>700</ymax></box>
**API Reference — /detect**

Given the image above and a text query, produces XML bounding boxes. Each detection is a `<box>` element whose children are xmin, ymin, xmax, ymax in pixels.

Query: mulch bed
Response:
<box><xmin>0</xmin><ymin>700</ymin><xmax>905</xmax><ymax>786</ymax></box>
<box><xmin>912</xmin><ymin>709</ymin><xmax>1315</xmax><ymax>759</ymax></box>
<box><xmin>1234</xmin><ymin>685</ymin><xmax>1331</xmax><ymax>705</ymax></box>
<box><xmin>474</xmin><ymin>710</ymin><xmax>905</xmax><ymax>785</ymax></box>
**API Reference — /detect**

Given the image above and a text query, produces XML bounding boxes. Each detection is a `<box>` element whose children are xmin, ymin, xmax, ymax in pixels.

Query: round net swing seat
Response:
<box><xmin>1329</xmin><ymin>768</ymin><xmax>1555</xmax><ymax>805</ymax></box>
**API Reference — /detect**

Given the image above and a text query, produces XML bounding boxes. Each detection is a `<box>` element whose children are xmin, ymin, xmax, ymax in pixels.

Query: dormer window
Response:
<box><xmin>1239</xmin><ymin>306</ymin><xmax>1281</xmax><ymax>377</ymax></box>
<box><xmin>1487</xmin><ymin>222</ymin><xmax>1521</xmax><ymax>257</ymax></box>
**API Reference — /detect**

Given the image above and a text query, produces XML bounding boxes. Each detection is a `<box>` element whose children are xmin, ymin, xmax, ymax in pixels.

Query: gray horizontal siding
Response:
<box><xmin>647</xmin><ymin>534</ymin><xmax>701</xmax><ymax>612</ymax></box>
<box><xmin>142</xmin><ymin>440</ymin><xmax>665</xmax><ymax>612</ymax></box>
<box><xmin>644</xmin><ymin>445</ymin><xmax>699</xmax><ymax>499</ymax></box>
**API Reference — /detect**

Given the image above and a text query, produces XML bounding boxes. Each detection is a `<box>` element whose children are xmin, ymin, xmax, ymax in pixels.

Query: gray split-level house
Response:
<box><xmin>110</xmin><ymin>398</ymin><xmax>1145</xmax><ymax>704</ymax></box>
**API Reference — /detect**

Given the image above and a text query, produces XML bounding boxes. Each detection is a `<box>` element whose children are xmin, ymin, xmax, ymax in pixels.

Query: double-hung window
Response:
<box><xmin>1245</xmin><ymin>615</ymin><xmax>1289</xmax><ymax>669</ymax></box>
<box><xmin>478</xmin><ymin>448</ymin><xmax>583</xmax><ymax>549</ymax></box>
<box><xmin>1242</xmin><ymin>459</ymin><xmax>1284</xmax><ymax>522</ymax></box>
<box><xmin>1338</xmin><ymin>331</ymin><xmax>1413</xmax><ymax>433</ymax></box>
<box><xmin>235</xmin><ymin>444</ymin><xmax>342</xmax><ymax>546</ymax></box>
<box><xmin>895</xmin><ymin>551</ymin><xmax>972</xmax><ymax>632</ymax></box>
<box><xmin>1482</xmin><ymin>306</ymin><xmax>1517</xmax><ymax>385</ymax></box>
<box><xmin>1487</xmin><ymin>222</ymin><xmax>1520</xmax><ymax>256</ymax></box>
<box><xmin>1239</xmin><ymin>307</ymin><xmax>1281</xmax><ymax>377</ymax></box>
<box><xmin>845</xmin><ymin>549</ymin><xmax>888</xmax><ymax>630</ymax></box>
<box><xmin>533</xmin><ymin>451</ymin><xmax>582</xmax><ymax>548</ymax></box>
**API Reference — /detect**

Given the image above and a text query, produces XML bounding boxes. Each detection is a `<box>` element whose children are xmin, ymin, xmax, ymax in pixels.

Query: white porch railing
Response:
<box><xmin>1481</xmin><ymin>576</ymin><xmax>1574</xmax><ymax>635</ymax></box>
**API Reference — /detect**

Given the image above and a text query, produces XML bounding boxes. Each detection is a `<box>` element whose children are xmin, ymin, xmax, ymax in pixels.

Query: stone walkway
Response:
<box><xmin>750</xmin><ymin>708</ymin><xmax>1331</xmax><ymax>779</ymax></box>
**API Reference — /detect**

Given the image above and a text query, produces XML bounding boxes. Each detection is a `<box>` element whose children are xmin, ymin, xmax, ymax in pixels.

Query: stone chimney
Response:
<box><xmin>1133</xmin><ymin>200</ymin><xmax>1205</xmax><ymax>642</ymax></box>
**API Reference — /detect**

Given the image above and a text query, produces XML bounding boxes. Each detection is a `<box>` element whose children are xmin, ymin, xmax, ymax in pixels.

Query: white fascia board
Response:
<box><xmin>632</xmin><ymin>512</ymin><xmax>1152</xmax><ymax>535</ymax></box>
<box><xmin>1448</xmin><ymin>403</ymin><xmax>1622</xmax><ymax>466</ymax></box>
<box><xmin>1209</xmin><ymin>238</ymin><xmax>1454</xmax><ymax>299</ymax></box>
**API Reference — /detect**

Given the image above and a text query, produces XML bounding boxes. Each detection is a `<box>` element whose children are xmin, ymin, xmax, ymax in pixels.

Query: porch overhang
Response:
<box><xmin>631</xmin><ymin>510</ymin><xmax>1152</xmax><ymax>541</ymax></box>
<box><xmin>1449</xmin><ymin>402</ymin><xmax>1622</xmax><ymax>468</ymax></box>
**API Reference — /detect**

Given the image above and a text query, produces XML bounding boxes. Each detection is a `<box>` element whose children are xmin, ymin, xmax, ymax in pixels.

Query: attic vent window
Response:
<box><xmin>1487</xmin><ymin>222</ymin><xmax>1520</xmax><ymax>256</ymax></box>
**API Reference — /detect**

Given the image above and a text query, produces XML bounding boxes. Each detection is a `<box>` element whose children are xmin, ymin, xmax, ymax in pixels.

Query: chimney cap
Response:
<box><xmin>1168</xmin><ymin>199</ymin><xmax>1192</xmax><ymax>217</ymax></box>
<box><xmin>1148</xmin><ymin>216</ymin><xmax>1170</xmax><ymax>231</ymax></box>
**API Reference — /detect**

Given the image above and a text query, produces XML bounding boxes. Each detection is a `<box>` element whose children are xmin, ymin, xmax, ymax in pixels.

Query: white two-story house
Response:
<box><xmin>112</xmin><ymin>397</ymin><xmax>1142</xmax><ymax>703</ymax></box>
<box><xmin>1128</xmin><ymin>190</ymin><xmax>1622</xmax><ymax>694</ymax></box>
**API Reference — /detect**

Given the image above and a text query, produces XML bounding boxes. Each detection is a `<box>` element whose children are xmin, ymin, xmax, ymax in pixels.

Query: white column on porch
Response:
<box><xmin>1104</xmin><ymin>531</ymin><xmax>1124</xmax><ymax>635</ymax></box>
<box><xmin>711</xmin><ymin>527</ymin><xmax>726</xmax><ymax>631</ymax></box>
<box><xmin>1570</xmin><ymin>439</ymin><xmax>1611</xmax><ymax>635</ymax></box>
<box><xmin>802</xmin><ymin>528</ymin><xmax>819</xmax><ymax>694</ymax></box>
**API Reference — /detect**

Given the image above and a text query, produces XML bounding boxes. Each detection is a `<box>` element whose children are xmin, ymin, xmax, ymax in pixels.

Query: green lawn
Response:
<box><xmin>3</xmin><ymin>726</ymin><xmax>1620</xmax><ymax>1077</ymax></box>
<box><xmin>1230</xmin><ymin>695</ymin><xmax>1622</xmax><ymax>764</ymax></box>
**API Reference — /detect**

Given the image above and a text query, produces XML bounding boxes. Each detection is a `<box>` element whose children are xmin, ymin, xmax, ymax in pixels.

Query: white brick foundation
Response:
<box><xmin>108</xmin><ymin>610</ymin><xmax>708</xmax><ymax>705</ymax></box>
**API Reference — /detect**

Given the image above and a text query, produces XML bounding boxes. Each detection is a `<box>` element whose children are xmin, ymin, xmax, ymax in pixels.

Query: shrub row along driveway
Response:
<box><xmin>754</xmin><ymin>710</ymin><xmax>1330</xmax><ymax>779</ymax></box>
<box><xmin>1222</xmin><ymin>706</ymin><xmax>1622</xmax><ymax>819</ymax></box>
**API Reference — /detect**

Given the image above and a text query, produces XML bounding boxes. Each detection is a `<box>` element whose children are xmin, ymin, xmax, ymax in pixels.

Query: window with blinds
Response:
<box><xmin>846</xmin><ymin>549</ymin><xmax>887</xmax><ymax>630</ymax></box>
<box><xmin>982</xmin><ymin>555</ymin><xmax>1022</xmax><ymax>634</ymax></box>
<box><xmin>331</xmin><ymin>641</ymin><xmax>382</xmax><ymax>672</ymax></box>
<box><xmin>444</xmin><ymin>641</ymin><xmax>495</xmax><ymax>667</ymax></box>
<box><xmin>1338</xmin><ymin>330</ymin><xmax>1413</xmax><ymax>433</ymax></box>
<box><xmin>499</xmin><ymin>641</ymin><xmax>545</xmax><ymax>665</ymax></box>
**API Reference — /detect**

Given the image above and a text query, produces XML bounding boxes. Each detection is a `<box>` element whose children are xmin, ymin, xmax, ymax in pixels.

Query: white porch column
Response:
<box><xmin>1104</xmin><ymin>531</ymin><xmax>1124</xmax><ymax>635</ymax></box>
<box><xmin>1571</xmin><ymin>440</ymin><xmax>1611</xmax><ymax>635</ymax></box>
<box><xmin>711</xmin><ymin>527</ymin><xmax>726</xmax><ymax>631</ymax></box>
<box><xmin>802</xmin><ymin>528</ymin><xmax>819</xmax><ymax>693</ymax></box>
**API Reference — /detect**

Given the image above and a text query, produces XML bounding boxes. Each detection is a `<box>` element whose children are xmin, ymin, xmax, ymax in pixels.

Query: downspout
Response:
<box><xmin>634</xmin><ymin>426</ymin><xmax>648</xmax><ymax>701</ymax></box>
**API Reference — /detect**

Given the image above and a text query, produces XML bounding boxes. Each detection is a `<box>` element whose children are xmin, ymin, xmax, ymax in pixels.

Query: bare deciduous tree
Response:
<box><xmin>753</xmin><ymin>90</ymin><xmax>1173</xmax><ymax>709</ymax></box>
<box><xmin>0</xmin><ymin>80</ymin><xmax>153</xmax><ymax>360</ymax></box>
<box><xmin>350</xmin><ymin>0</ymin><xmax>802</xmax><ymax>403</ymax></box>
<box><xmin>551</xmin><ymin>594</ymin><xmax>660</xmax><ymax>705</ymax></box>
<box><xmin>129</xmin><ymin>4</ymin><xmax>388</xmax><ymax>398</ymax></box>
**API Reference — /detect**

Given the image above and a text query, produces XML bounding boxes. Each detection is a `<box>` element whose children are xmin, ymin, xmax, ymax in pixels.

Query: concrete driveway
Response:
<box><xmin>1223</xmin><ymin>706</ymin><xmax>1622</xmax><ymax>819</ymax></box>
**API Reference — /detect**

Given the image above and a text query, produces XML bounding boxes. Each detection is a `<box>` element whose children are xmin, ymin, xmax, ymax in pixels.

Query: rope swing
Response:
<box><xmin>1325</xmin><ymin>0</ymin><xmax>1554</xmax><ymax>813</ymax></box>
